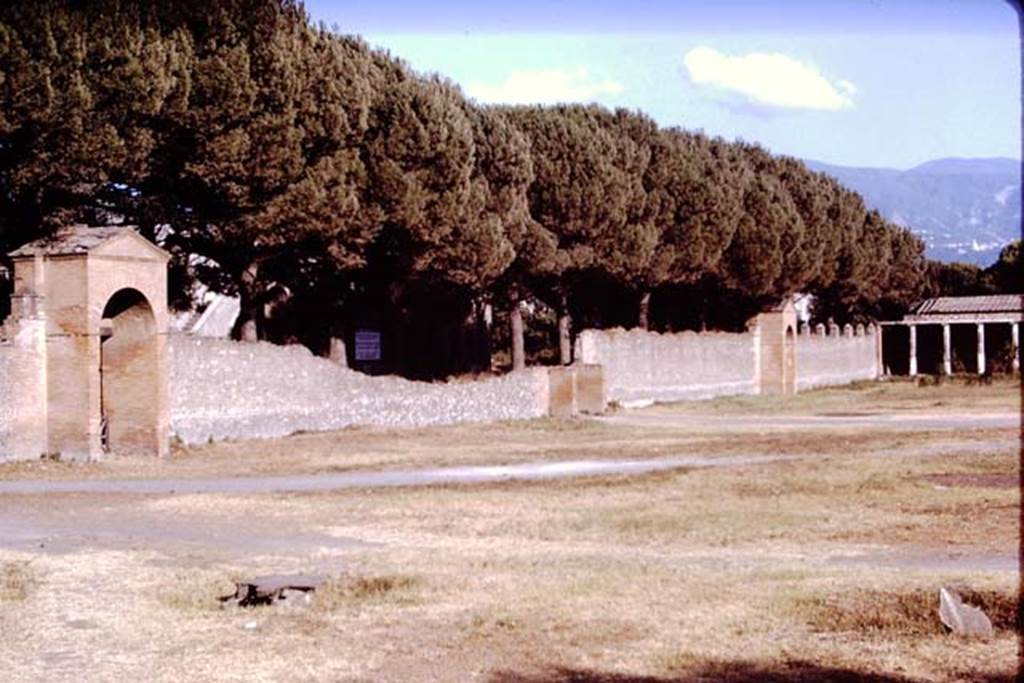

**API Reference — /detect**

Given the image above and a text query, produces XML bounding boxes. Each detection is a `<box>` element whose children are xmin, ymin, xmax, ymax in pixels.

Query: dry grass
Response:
<box><xmin>315</xmin><ymin>573</ymin><xmax>420</xmax><ymax>610</ymax></box>
<box><xmin>0</xmin><ymin>561</ymin><xmax>35</xmax><ymax>602</ymax></box>
<box><xmin>158</xmin><ymin>570</ymin><xmax>420</xmax><ymax>616</ymax></box>
<box><xmin>0</xmin><ymin>379</ymin><xmax>1019</xmax><ymax>681</ymax></box>
<box><xmin>795</xmin><ymin>586</ymin><xmax>1019</xmax><ymax>636</ymax></box>
<box><xmin>648</xmin><ymin>376</ymin><xmax>1020</xmax><ymax>416</ymax></box>
<box><xmin>158</xmin><ymin>569</ymin><xmax>240</xmax><ymax>612</ymax></box>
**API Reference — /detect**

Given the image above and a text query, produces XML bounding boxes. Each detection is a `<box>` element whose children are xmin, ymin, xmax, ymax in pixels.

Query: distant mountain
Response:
<box><xmin>804</xmin><ymin>157</ymin><xmax>1021</xmax><ymax>266</ymax></box>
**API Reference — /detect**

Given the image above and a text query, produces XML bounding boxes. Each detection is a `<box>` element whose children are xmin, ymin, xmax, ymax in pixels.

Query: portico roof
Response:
<box><xmin>884</xmin><ymin>294</ymin><xmax>1023</xmax><ymax>325</ymax></box>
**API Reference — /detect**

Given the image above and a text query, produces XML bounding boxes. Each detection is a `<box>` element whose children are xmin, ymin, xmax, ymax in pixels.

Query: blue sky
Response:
<box><xmin>304</xmin><ymin>1</ymin><xmax>1021</xmax><ymax>169</ymax></box>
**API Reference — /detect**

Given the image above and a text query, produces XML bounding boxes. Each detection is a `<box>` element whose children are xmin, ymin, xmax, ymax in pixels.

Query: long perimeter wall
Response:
<box><xmin>796</xmin><ymin>324</ymin><xmax>880</xmax><ymax>391</ymax></box>
<box><xmin>575</xmin><ymin>328</ymin><xmax>757</xmax><ymax>402</ymax></box>
<box><xmin>169</xmin><ymin>335</ymin><xmax>549</xmax><ymax>446</ymax></box>
<box><xmin>576</xmin><ymin>324</ymin><xmax>880</xmax><ymax>404</ymax></box>
<box><xmin>0</xmin><ymin>323</ymin><xmax>880</xmax><ymax>458</ymax></box>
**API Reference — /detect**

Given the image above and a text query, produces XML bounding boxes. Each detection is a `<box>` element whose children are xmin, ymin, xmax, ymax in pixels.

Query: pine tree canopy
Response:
<box><xmin>1</xmin><ymin>0</ymin><xmax>967</xmax><ymax>366</ymax></box>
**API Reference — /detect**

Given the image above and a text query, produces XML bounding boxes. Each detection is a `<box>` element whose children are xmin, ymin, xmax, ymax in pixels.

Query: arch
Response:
<box><xmin>100</xmin><ymin>288</ymin><xmax>161</xmax><ymax>456</ymax></box>
<box><xmin>754</xmin><ymin>303</ymin><xmax>798</xmax><ymax>396</ymax></box>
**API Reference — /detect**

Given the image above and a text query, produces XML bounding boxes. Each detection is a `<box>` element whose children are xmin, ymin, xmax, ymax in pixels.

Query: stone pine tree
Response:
<box><xmin>0</xmin><ymin>0</ymin><xmax>192</xmax><ymax>249</ymax></box>
<box><xmin>361</xmin><ymin>68</ymin><xmax>522</xmax><ymax>376</ymax></box>
<box><xmin>642</xmin><ymin>128</ymin><xmax>744</xmax><ymax>329</ymax></box>
<box><xmin>587</xmin><ymin>108</ymin><xmax>661</xmax><ymax>330</ymax></box>
<box><xmin>875</xmin><ymin>223</ymin><xmax>928</xmax><ymax>319</ymax></box>
<box><xmin>506</xmin><ymin>104</ymin><xmax>657</xmax><ymax>362</ymax></box>
<box><xmin>466</xmin><ymin>105</ymin><xmax>556</xmax><ymax>371</ymax></box>
<box><xmin>807</xmin><ymin>181</ymin><xmax>870</xmax><ymax>320</ymax></box>
<box><xmin>0</xmin><ymin>0</ymin><xmax>940</xmax><ymax>359</ymax></box>
<box><xmin>718</xmin><ymin>176</ymin><xmax>797</xmax><ymax>305</ymax></box>
<box><xmin>364</xmin><ymin>71</ymin><xmax>508</xmax><ymax>290</ymax></box>
<box><xmin>160</xmin><ymin>4</ymin><xmax>382</xmax><ymax>341</ymax></box>
<box><xmin>0</xmin><ymin>0</ymin><xmax>385</xmax><ymax>339</ymax></box>
<box><xmin>810</xmin><ymin>202</ymin><xmax>927</xmax><ymax>325</ymax></box>
<box><xmin>985</xmin><ymin>241</ymin><xmax>1021</xmax><ymax>294</ymax></box>
<box><xmin>771</xmin><ymin>155</ymin><xmax>835</xmax><ymax>292</ymax></box>
<box><xmin>925</xmin><ymin>261</ymin><xmax>991</xmax><ymax>297</ymax></box>
<box><xmin>726</xmin><ymin>143</ymin><xmax>810</xmax><ymax>301</ymax></box>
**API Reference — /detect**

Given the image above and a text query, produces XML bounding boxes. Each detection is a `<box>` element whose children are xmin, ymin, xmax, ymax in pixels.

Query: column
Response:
<box><xmin>908</xmin><ymin>324</ymin><xmax>917</xmax><ymax>377</ymax></box>
<box><xmin>942</xmin><ymin>324</ymin><xmax>951</xmax><ymax>376</ymax></box>
<box><xmin>1012</xmin><ymin>323</ymin><xmax>1020</xmax><ymax>373</ymax></box>
<box><xmin>875</xmin><ymin>324</ymin><xmax>885</xmax><ymax>377</ymax></box>
<box><xmin>976</xmin><ymin>323</ymin><xmax>986</xmax><ymax>375</ymax></box>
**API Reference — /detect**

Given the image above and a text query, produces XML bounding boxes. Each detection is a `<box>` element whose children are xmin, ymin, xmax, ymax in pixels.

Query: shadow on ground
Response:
<box><xmin>490</xmin><ymin>661</ymin><xmax>1016</xmax><ymax>683</ymax></box>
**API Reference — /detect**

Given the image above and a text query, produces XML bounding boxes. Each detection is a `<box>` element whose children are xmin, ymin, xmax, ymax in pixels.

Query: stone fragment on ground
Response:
<box><xmin>223</xmin><ymin>574</ymin><xmax>325</xmax><ymax>607</ymax></box>
<box><xmin>938</xmin><ymin>586</ymin><xmax>994</xmax><ymax>637</ymax></box>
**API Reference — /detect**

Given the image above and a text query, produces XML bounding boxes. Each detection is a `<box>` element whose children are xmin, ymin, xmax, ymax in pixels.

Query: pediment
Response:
<box><xmin>91</xmin><ymin>230</ymin><xmax>170</xmax><ymax>262</ymax></box>
<box><xmin>10</xmin><ymin>226</ymin><xmax>169</xmax><ymax>262</ymax></box>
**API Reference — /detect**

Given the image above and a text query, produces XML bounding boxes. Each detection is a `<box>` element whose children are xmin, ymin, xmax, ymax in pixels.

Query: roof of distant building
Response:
<box><xmin>912</xmin><ymin>295</ymin><xmax>1023</xmax><ymax>316</ymax></box>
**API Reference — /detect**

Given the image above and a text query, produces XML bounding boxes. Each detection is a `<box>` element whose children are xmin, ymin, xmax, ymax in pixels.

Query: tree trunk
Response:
<box><xmin>557</xmin><ymin>293</ymin><xmax>572</xmax><ymax>365</ymax></box>
<box><xmin>510</xmin><ymin>302</ymin><xmax>526</xmax><ymax>371</ymax></box>
<box><xmin>637</xmin><ymin>290</ymin><xmax>651</xmax><ymax>331</ymax></box>
<box><xmin>237</xmin><ymin>260</ymin><xmax>260</xmax><ymax>342</ymax></box>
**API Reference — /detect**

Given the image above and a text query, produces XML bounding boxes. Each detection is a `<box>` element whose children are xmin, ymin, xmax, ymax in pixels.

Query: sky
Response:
<box><xmin>303</xmin><ymin>0</ymin><xmax>1021</xmax><ymax>170</ymax></box>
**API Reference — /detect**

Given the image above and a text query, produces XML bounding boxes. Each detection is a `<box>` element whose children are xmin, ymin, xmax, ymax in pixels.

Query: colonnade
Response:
<box><xmin>900</xmin><ymin>320</ymin><xmax>1019</xmax><ymax>376</ymax></box>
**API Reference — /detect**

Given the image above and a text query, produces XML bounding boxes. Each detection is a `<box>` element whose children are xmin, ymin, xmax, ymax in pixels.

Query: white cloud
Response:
<box><xmin>683</xmin><ymin>46</ymin><xmax>855</xmax><ymax>111</ymax></box>
<box><xmin>466</xmin><ymin>67</ymin><xmax>624</xmax><ymax>105</ymax></box>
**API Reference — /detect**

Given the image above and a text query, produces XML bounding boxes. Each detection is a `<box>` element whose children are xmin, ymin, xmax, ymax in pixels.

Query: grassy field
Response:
<box><xmin>0</xmin><ymin>378</ymin><xmax>1018</xmax><ymax>681</ymax></box>
<box><xmin>644</xmin><ymin>376</ymin><xmax>1020</xmax><ymax>416</ymax></box>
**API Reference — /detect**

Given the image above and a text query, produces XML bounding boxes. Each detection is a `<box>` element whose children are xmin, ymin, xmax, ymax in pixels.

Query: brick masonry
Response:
<box><xmin>0</xmin><ymin>227</ymin><xmax>169</xmax><ymax>461</ymax></box>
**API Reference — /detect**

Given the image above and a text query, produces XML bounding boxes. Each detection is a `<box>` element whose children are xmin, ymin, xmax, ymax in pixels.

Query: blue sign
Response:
<box><xmin>354</xmin><ymin>330</ymin><xmax>381</xmax><ymax>361</ymax></box>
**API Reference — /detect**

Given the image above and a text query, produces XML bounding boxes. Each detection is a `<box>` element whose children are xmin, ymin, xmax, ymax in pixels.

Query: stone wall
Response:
<box><xmin>0</xmin><ymin>343</ymin><xmax>11</xmax><ymax>455</ymax></box>
<box><xmin>169</xmin><ymin>335</ymin><xmax>549</xmax><ymax>446</ymax></box>
<box><xmin>0</xmin><ymin>304</ymin><xmax>48</xmax><ymax>462</ymax></box>
<box><xmin>574</xmin><ymin>328</ymin><xmax>757</xmax><ymax>403</ymax></box>
<box><xmin>576</xmin><ymin>323</ymin><xmax>880</xmax><ymax>404</ymax></box>
<box><xmin>796</xmin><ymin>324</ymin><xmax>879</xmax><ymax>391</ymax></box>
<box><xmin>0</xmin><ymin>323</ymin><xmax>882</xmax><ymax>458</ymax></box>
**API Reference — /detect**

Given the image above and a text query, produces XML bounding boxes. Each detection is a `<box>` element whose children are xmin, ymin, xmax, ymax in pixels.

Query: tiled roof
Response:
<box><xmin>913</xmin><ymin>295</ymin><xmax>1024</xmax><ymax>315</ymax></box>
<box><xmin>9</xmin><ymin>225</ymin><xmax>136</xmax><ymax>257</ymax></box>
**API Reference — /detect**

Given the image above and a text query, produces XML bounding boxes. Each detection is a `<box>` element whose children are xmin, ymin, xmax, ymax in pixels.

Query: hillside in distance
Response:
<box><xmin>804</xmin><ymin>157</ymin><xmax>1021</xmax><ymax>266</ymax></box>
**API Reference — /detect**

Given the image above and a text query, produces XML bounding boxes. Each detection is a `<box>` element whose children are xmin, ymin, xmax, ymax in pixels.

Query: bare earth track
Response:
<box><xmin>0</xmin><ymin>378</ymin><xmax>1018</xmax><ymax>682</ymax></box>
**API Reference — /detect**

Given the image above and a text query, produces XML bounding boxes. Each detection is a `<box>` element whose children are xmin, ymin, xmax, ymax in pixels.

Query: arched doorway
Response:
<box><xmin>100</xmin><ymin>288</ymin><xmax>160</xmax><ymax>456</ymax></box>
<box><xmin>754</xmin><ymin>301</ymin><xmax>798</xmax><ymax>395</ymax></box>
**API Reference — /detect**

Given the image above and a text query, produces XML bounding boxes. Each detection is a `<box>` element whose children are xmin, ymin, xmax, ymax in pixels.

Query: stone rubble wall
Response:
<box><xmin>169</xmin><ymin>334</ymin><xmax>549</xmax><ymax>446</ymax></box>
<box><xmin>574</xmin><ymin>328</ymin><xmax>757</xmax><ymax>403</ymax></box>
<box><xmin>0</xmin><ymin>311</ymin><xmax>48</xmax><ymax>462</ymax></box>
<box><xmin>795</xmin><ymin>326</ymin><xmax>879</xmax><ymax>391</ymax></box>
<box><xmin>0</xmin><ymin>343</ymin><xmax>11</xmax><ymax>455</ymax></box>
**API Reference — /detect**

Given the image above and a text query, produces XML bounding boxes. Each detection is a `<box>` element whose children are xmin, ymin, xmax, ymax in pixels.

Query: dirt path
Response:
<box><xmin>0</xmin><ymin>435</ymin><xmax>1016</xmax><ymax>569</ymax></box>
<box><xmin>0</xmin><ymin>432</ymin><xmax>1015</xmax><ymax>496</ymax></box>
<box><xmin>599</xmin><ymin>410</ymin><xmax>1020</xmax><ymax>431</ymax></box>
<box><xmin>0</xmin><ymin>452</ymin><xmax>796</xmax><ymax>495</ymax></box>
<box><xmin>1</xmin><ymin>407</ymin><xmax>1017</xmax><ymax>682</ymax></box>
